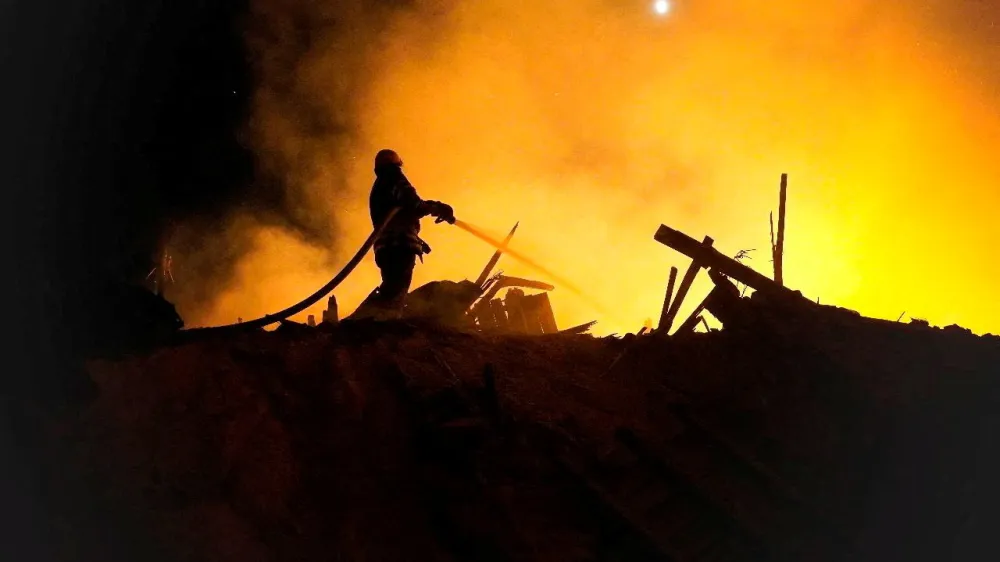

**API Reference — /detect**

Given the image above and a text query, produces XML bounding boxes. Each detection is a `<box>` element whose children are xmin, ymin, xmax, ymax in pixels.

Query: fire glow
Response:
<box><xmin>171</xmin><ymin>0</ymin><xmax>1000</xmax><ymax>337</ymax></box>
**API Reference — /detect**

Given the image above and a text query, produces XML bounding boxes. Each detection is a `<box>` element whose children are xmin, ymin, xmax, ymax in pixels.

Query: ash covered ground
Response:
<box><xmin>25</xmin><ymin>301</ymin><xmax>1000</xmax><ymax>562</ymax></box>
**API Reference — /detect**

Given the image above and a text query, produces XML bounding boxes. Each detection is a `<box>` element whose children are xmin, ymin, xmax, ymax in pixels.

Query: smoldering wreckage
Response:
<box><xmin>44</xmin><ymin>175</ymin><xmax>1000</xmax><ymax>562</ymax></box>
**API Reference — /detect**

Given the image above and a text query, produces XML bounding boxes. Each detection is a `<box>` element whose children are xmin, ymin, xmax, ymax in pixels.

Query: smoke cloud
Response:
<box><xmin>169</xmin><ymin>0</ymin><xmax>1000</xmax><ymax>336</ymax></box>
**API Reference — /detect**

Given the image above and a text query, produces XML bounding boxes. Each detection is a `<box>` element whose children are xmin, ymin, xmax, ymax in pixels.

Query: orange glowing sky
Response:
<box><xmin>172</xmin><ymin>0</ymin><xmax>1000</xmax><ymax>336</ymax></box>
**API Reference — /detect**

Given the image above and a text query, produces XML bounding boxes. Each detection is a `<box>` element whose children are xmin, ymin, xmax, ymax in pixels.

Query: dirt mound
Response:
<box><xmin>37</xmin><ymin>308</ymin><xmax>1000</xmax><ymax>561</ymax></box>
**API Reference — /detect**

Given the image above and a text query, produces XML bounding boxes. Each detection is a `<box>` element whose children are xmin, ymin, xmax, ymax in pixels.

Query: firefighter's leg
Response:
<box><xmin>374</xmin><ymin>246</ymin><xmax>417</xmax><ymax>312</ymax></box>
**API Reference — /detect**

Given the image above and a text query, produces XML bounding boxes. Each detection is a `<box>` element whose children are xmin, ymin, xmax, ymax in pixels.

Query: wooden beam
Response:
<box><xmin>654</xmin><ymin>224</ymin><xmax>797</xmax><ymax>299</ymax></box>
<box><xmin>656</xmin><ymin>267</ymin><xmax>679</xmax><ymax>333</ymax></box>
<box><xmin>661</xmin><ymin>236</ymin><xmax>714</xmax><ymax>333</ymax></box>
<box><xmin>775</xmin><ymin>174</ymin><xmax>787</xmax><ymax>286</ymax></box>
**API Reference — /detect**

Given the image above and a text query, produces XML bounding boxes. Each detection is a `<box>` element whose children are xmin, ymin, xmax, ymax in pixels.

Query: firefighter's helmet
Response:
<box><xmin>374</xmin><ymin>149</ymin><xmax>403</xmax><ymax>171</ymax></box>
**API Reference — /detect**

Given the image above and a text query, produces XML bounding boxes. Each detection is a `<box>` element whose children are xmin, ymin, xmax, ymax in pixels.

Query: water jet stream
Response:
<box><xmin>453</xmin><ymin>219</ymin><xmax>614</xmax><ymax>319</ymax></box>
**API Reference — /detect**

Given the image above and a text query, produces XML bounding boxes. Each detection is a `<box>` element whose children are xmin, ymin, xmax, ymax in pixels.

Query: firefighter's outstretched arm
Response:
<box><xmin>383</xmin><ymin>152</ymin><xmax>455</xmax><ymax>223</ymax></box>
<box><xmin>422</xmin><ymin>200</ymin><xmax>455</xmax><ymax>224</ymax></box>
<box><xmin>398</xmin><ymin>181</ymin><xmax>454</xmax><ymax>224</ymax></box>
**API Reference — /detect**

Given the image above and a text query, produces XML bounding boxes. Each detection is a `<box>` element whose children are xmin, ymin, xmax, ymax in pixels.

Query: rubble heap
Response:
<box><xmin>34</xmin><ymin>187</ymin><xmax>1000</xmax><ymax>561</ymax></box>
<box><xmin>39</xmin><ymin>292</ymin><xmax>1000</xmax><ymax>562</ymax></box>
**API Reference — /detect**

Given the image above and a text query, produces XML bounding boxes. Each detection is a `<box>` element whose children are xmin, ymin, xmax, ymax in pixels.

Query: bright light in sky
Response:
<box><xmin>653</xmin><ymin>0</ymin><xmax>671</xmax><ymax>16</ymax></box>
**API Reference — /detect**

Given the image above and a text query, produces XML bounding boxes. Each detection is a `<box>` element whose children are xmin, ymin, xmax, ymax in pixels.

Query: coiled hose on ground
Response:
<box><xmin>186</xmin><ymin>207</ymin><xmax>401</xmax><ymax>335</ymax></box>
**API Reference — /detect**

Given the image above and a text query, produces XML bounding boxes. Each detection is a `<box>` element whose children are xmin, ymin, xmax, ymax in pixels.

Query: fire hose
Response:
<box><xmin>188</xmin><ymin>207</ymin><xmax>402</xmax><ymax>334</ymax></box>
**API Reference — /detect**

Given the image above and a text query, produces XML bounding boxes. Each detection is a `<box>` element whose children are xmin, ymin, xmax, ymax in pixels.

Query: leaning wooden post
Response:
<box><xmin>675</xmin><ymin>289</ymin><xmax>715</xmax><ymax>335</ymax></box>
<box><xmin>656</xmin><ymin>267</ymin><xmax>679</xmax><ymax>333</ymax></box>
<box><xmin>774</xmin><ymin>173</ymin><xmax>787</xmax><ymax>286</ymax></box>
<box><xmin>662</xmin><ymin>236</ymin><xmax>714</xmax><ymax>333</ymax></box>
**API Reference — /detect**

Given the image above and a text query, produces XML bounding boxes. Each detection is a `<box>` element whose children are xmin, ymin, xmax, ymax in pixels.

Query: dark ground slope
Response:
<box><xmin>35</xmin><ymin>308</ymin><xmax>1000</xmax><ymax>562</ymax></box>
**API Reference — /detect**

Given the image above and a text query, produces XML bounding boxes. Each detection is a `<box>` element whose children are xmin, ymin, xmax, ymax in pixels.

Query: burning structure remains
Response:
<box><xmin>31</xmin><ymin>176</ymin><xmax>1000</xmax><ymax>562</ymax></box>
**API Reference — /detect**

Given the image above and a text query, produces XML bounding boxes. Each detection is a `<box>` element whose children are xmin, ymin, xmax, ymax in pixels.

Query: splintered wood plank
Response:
<box><xmin>662</xmin><ymin>237</ymin><xmax>714</xmax><ymax>332</ymax></box>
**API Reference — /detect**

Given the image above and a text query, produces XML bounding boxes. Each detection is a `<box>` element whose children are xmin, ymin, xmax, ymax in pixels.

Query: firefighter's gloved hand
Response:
<box><xmin>430</xmin><ymin>202</ymin><xmax>456</xmax><ymax>224</ymax></box>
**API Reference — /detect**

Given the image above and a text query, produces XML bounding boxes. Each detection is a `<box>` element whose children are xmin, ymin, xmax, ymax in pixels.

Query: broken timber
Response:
<box><xmin>654</xmin><ymin>224</ymin><xmax>803</xmax><ymax>301</ymax></box>
<box><xmin>675</xmin><ymin>290</ymin><xmax>714</xmax><ymax>335</ymax></box>
<box><xmin>656</xmin><ymin>266</ymin><xmax>678</xmax><ymax>333</ymax></box>
<box><xmin>774</xmin><ymin>174</ymin><xmax>788</xmax><ymax>286</ymax></box>
<box><xmin>661</xmin><ymin>236</ymin><xmax>714</xmax><ymax>333</ymax></box>
<box><xmin>474</xmin><ymin>221</ymin><xmax>519</xmax><ymax>288</ymax></box>
<box><xmin>521</xmin><ymin>292</ymin><xmax>559</xmax><ymax>334</ymax></box>
<box><xmin>475</xmin><ymin>275</ymin><xmax>555</xmax><ymax>310</ymax></box>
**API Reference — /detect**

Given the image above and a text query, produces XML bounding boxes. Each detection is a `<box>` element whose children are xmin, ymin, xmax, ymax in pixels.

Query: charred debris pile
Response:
<box><xmin>289</xmin><ymin>220</ymin><xmax>583</xmax><ymax>336</ymax></box>
<box><xmin>42</xmin><ymin>176</ymin><xmax>1000</xmax><ymax>562</ymax></box>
